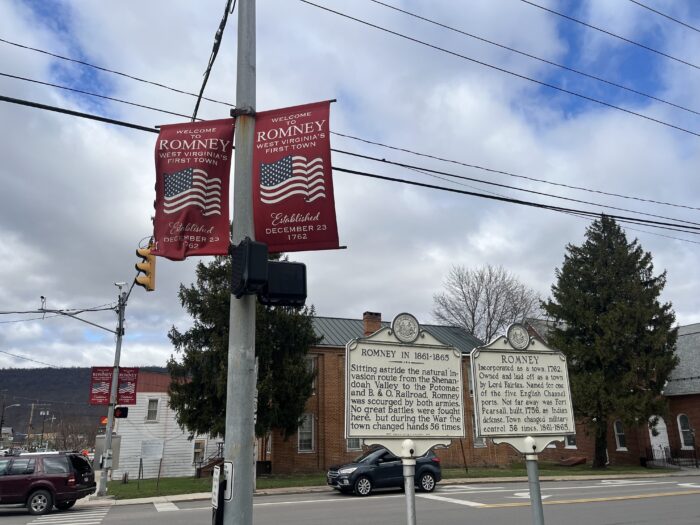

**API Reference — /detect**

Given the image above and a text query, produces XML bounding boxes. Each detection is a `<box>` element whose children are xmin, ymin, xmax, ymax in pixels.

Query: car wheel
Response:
<box><xmin>354</xmin><ymin>476</ymin><xmax>373</xmax><ymax>496</ymax></box>
<box><xmin>27</xmin><ymin>489</ymin><xmax>53</xmax><ymax>515</ymax></box>
<box><xmin>55</xmin><ymin>500</ymin><xmax>76</xmax><ymax>510</ymax></box>
<box><xmin>417</xmin><ymin>472</ymin><xmax>436</xmax><ymax>492</ymax></box>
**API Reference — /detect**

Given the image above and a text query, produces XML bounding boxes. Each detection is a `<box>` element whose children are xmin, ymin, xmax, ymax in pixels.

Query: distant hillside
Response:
<box><xmin>0</xmin><ymin>367</ymin><xmax>166</xmax><ymax>435</ymax></box>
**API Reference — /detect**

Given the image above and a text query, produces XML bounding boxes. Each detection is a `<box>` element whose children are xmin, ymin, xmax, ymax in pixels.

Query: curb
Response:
<box><xmin>79</xmin><ymin>469</ymin><xmax>700</xmax><ymax>507</ymax></box>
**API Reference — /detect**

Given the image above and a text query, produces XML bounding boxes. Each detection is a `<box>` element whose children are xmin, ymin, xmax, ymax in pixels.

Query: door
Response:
<box><xmin>1</xmin><ymin>458</ymin><xmax>37</xmax><ymax>503</ymax></box>
<box><xmin>375</xmin><ymin>451</ymin><xmax>403</xmax><ymax>488</ymax></box>
<box><xmin>649</xmin><ymin>415</ymin><xmax>670</xmax><ymax>460</ymax></box>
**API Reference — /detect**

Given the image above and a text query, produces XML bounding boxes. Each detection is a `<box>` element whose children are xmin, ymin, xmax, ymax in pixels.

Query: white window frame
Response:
<box><xmin>146</xmin><ymin>398</ymin><xmax>159</xmax><ymax>422</ymax></box>
<box><xmin>614</xmin><ymin>420</ymin><xmax>627</xmax><ymax>451</ymax></box>
<box><xmin>677</xmin><ymin>414</ymin><xmax>694</xmax><ymax>450</ymax></box>
<box><xmin>565</xmin><ymin>434</ymin><xmax>577</xmax><ymax>449</ymax></box>
<box><xmin>298</xmin><ymin>413</ymin><xmax>314</xmax><ymax>453</ymax></box>
<box><xmin>346</xmin><ymin>437</ymin><xmax>362</xmax><ymax>451</ymax></box>
<box><xmin>193</xmin><ymin>439</ymin><xmax>206</xmax><ymax>465</ymax></box>
<box><xmin>306</xmin><ymin>355</ymin><xmax>317</xmax><ymax>395</ymax></box>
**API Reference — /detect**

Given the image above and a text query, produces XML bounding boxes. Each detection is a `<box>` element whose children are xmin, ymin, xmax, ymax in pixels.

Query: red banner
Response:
<box><xmin>152</xmin><ymin>119</ymin><xmax>234</xmax><ymax>260</ymax></box>
<box><xmin>252</xmin><ymin>101</ymin><xmax>339</xmax><ymax>253</ymax></box>
<box><xmin>89</xmin><ymin>367</ymin><xmax>139</xmax><ymax>405</ymax></box>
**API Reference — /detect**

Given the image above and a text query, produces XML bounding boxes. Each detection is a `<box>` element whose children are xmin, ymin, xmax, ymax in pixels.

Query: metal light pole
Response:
<box><xmin>96</xmin><ymin>286</ymin><xmax>126</xmax><ymax>497</ymax></box>
<box><xmin>39</xmin><ymin>410</ymin><xmax>50</xmax><ymax>450</ymax></box>
<box><xmin>223</xmin><ymin>1</ymin><xmax>256</xmax><ymax>524</ymax></box>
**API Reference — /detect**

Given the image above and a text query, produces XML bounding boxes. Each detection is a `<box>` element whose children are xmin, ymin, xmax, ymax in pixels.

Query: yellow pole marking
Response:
<box><xmin>480</xmin><ymin>489</ymin><xmax>700</xmax><ymax>508</ymax></box>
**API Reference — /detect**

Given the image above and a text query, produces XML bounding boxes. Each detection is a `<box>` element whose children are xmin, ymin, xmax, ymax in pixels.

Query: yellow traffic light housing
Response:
<box><xmin>135</xmin><ymin>245</ymin><xmax>156</xmax><ymax>291</ymax></box>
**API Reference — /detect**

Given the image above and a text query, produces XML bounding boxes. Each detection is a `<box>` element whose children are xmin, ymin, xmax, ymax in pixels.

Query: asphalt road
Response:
<box><xmin>1</xmin><ymin>475</ymin><xmax>700</xmax><ymax>525</ymax></box>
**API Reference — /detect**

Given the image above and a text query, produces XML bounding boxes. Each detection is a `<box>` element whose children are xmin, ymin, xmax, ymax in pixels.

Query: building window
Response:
<box><xmin>146</xmin><ymin>399</ymin><xmax>159</xmax><ymax>421</ymax></box>
<box><xmin>193</xmin><ymin>439</ymin><xmax>206</xmax><ymax>465</ymax></box>
<box><xmin>565</xmin><ymin>434</ymin><xmax>577</xmax><ymax>449</ymax></box>
<box><xmin>614</xmin><ymin>420</ymin><xmax>627</xmax><ymax>451</ymax></box>
<box><xmin>678</xmin><ymin>414</ymin><xmax>694</xmax><ymax>449</ymax></box>
<box><xmin>306</xmin><ymin>355</ymin><xmax>317</xmax><ymax>394</ymax></box>
<box><xmin>347</xmin><ymin>438</ymin><xmax>361</xmax><ymax>451</ymax></box>
<box><xmin>298</xmin><ymin>413</ymin><xmax>314</xmax><ymax>452</ymax></box>
<box><xmin>472</xmin><ymin>414</ymin><xmax>485</xmax><ymax>448</ymax></box>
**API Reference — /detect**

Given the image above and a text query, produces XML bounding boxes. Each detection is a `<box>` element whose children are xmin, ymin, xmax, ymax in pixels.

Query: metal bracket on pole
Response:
<box><xmin>230</xmin><ymin>107</ymin><xmax>256</xmax><ymax>118</ymax></box>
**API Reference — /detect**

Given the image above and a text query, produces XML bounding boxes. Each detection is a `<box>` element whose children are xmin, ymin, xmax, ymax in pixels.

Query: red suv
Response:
<box><xmin>0</xmin><ymin>452</ymin><xmax>96</xmax><ymax>515</ymax></box>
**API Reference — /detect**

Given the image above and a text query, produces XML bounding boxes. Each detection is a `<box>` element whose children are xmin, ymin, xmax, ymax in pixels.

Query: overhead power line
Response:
<box><xmin>519</xmin><ymin>0</ymin><xmax>700</xmax><ymax>71</ymax></box>
<box><xmin>369</xmin><ymin>0</ymin><xmax>700</xmax><ymax>117</ymax></box>
<box><xmin>192</xmin><ymin>0</ymin><xmax>236</xmax><ymax>120</ymax></box>
<box><xmin>299</xmin><ymin>0</ymin><xmax>700</xmax><ymax>138</ymax></box>
<box><xmin>627</xmin><ymin>0</ymin><xmax>700</xmax><ymax>34</ymax></box>
<box><xmin>4</xmin><ymin>93</ymin><xmax>700</xmax><ymax>237</ymax></box>
<box><xmin>331</xmin><ymin>131</ymin><xmax>700</xmax><ymax>212</ymax></box>
<box><xmin>332</xmin><ymin>148</ymin><xmax>700</xmax><ymax>228</ymax></box>
<box><xmin>0</xmin><ymin>37</ymin><xmax>234</xmax><ymax>108</ymax></box>
<box><xmin>0</xmin><ymin>349</ymin><xmax>59</xmax><ymax>368</ymax></box>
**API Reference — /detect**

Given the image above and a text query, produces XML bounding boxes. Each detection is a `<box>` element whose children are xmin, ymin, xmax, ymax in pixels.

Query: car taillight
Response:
<box><xmin>67</xmin><ymin>474</ymin><xmax>76</xmax><ymax>486</ymax></box>
<box><xmin>431</xmin><ymin>457</ymin><xmax>441</xmax><ymax>464</ymax></box>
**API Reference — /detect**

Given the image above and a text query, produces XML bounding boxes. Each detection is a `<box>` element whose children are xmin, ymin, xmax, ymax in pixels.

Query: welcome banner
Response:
<box><xmin>89</xmin><ymin>367</ymin><xmax>139</xmax><ymax>405</ymax></box>
<box><xmin>152</xmin><ymin>119</ymin><xmax>234</xmax><ymax>260</ymax></box>
<box><xmin>252</xmin><ymin>101</ymin><xmax>339</xmax><ymax>253</ymax></box>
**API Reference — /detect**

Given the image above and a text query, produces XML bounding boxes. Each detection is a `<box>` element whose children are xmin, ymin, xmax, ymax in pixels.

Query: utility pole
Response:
<box><xmin>96</xmin><ymin>286</ymin><xmax>126</xmax><ymax>496</ymax></box>
<box><xmin>224</xmin><ymin>0</ymin><xmax>256</xmax><ymax>524</ymax></box>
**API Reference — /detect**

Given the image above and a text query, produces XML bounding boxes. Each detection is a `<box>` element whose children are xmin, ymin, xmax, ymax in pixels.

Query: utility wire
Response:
<box><xmin>0</xmin><ymin>37</ymin><xmax>234</xmax><ymax>108</ymax></box>
<box><xmin>4</xmin><ymin>94</ymin><xmax>700</xmax><ymax>239</ymax></box>
<box><xmin>331</xmin><ymin>166</ymin><xmax>700</xmax><ymax>236</ymax></box>
<box><xmin>519</xmin><ymin>0</ymin><xmax>700</xmax><ymax>71</ymax></box>
<box><xmin>299</xmin><ymin>1</ymin><xmax>700</xmax><ymax>138</ymax></box>
<box><xmin>4</xmin><ymin>35</ymin><xmax>700</xmax><ymax>210</ymax></box>
<box><xmin>0</xmin><ymin>72</ymin><xmax>199</xmax><ymax>120</ymax></box>
<box><xmin>628</xmin><ymin>1</ymin><xmax>700</xmax><ymax>34</ymax></box>
<box><xmin>331</xmin><ymin>131</ymin><xmax>700</xmax><ymax>212</ymax></box>
<box><xmin>333</xmin><ymin>148</ymin><xmax>700</xmax><ymax>228</ymax></box>
<box><xmin>192</xmin><ymin>0</ymin><xmax>236</xmax><ymax>120</ymax></box>
<box><xmin>368</xmin><ymin>0</ymin><xmax>700</xmax><ymax>117</ymax></box>
<box><xmin>0</xmin><ymin>349</ymin><xmax>59</xmax><ymax>368</ymax></box>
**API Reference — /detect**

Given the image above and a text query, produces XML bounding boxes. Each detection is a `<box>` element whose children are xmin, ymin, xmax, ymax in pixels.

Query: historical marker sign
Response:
<box><xmin>345</xmin><ymin>314</ymin><xmax>465</xmax><ymax>443</ymax></box>
<box><xmin>471</xmin><ymin>324</ymin><xmax>575</xmax><ymax>440</ymax></box>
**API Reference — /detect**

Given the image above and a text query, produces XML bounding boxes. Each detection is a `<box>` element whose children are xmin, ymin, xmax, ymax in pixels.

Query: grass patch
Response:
<box><xmin>106</xmin><ymin>463</ymin><xmax>672</xmax><ymax>499</ymax></box>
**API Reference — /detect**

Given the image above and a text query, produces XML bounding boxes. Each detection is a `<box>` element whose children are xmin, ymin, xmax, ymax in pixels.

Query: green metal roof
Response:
<box><xmin>312</xmin><ymin>317</ymin><xmax>482</xmax><ymax>355</ymax></box>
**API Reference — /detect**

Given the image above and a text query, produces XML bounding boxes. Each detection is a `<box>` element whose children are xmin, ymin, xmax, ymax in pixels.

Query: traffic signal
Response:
<box><xmin>114</xmin><ymin>407</ymin><xmax>129</xmax><ymax>419</ymax></box>
<box><xmin>135</xmin><ymin>245</ymin><xmax>156</xmax><ymax>291</ymax></box>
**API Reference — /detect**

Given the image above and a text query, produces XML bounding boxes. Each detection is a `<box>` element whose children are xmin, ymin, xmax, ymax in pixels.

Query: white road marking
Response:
<box><xmin>29</xmin><ymin>506</ymin><xmax>110</xmax><ymax>525</ymax></box>
<box><xmin>154</xmin><ymin>502</ymin><xmax>180</xmax><ymax>512</ymax></box>
<box><xmin>509</xmin><ymin>492</ymin><xmax>551</xmax><ymax>500</ymax></box>
<box><xmin>417</xmin><ymin>493</ymin><xmax>486</xmax><ymax>507</ymax></box>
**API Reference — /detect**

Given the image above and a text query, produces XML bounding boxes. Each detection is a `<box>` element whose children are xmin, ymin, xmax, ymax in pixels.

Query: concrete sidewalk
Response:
<box><xmin>77</xmin><ymin>468</ymin><xmax>700</xmax><ymax>508</ymax></box>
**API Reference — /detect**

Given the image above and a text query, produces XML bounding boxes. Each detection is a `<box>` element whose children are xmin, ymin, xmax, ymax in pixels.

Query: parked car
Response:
<box><xmin>0</xmin><ymin>452</ymin><xmax>96</xmax><ymax>515</ymax></box>
<box><xmin>327</xmin><ymin>446</ymin><xmax>442</xmax><ymax>496</ymax></box>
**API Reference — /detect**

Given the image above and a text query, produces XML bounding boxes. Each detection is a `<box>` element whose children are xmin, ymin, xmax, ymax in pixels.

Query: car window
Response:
<box><xmin>9</xmin><ymin>458</ymin><xmax>36</xmax><ymax>475</ymax></box>
<box><xmin>43</xmin><ymin>456</ymin><xmax>70</xmax><ymax>474</ymax></box>
<box><xmin>0</xmin><ymin>458</ymin><xmax>11</xmax><ymax>476</ymax></box>
<box><xmin>356</xmin><ymin>448</ymin><xmax>387</xmax><ymax>464</ymax></box>
<box><xmin>68</xmin><ymin>454</ymin><xmax>92</xmax><ymax>474</ymax></box>
<box><xmin>379</xmin><ymin>452</ymin><xmax>399</xmax><ymax>463</ymax></box>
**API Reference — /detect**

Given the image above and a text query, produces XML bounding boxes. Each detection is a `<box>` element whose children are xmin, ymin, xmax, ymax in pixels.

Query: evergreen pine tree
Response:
<box><xmin>166</xmin><ymin>256</ymin><xmax>320</xmax><ymax>439</ymax></box>
<box><xmin>543</xmin><ymin>216</ymin><xmax>677</xmax><ymax>468</ymax></box>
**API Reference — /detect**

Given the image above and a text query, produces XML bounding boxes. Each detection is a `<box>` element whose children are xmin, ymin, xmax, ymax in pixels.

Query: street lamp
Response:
<box><xmin>39</xmin><ymin>410</ymin><xmax>50</xmax><ymax>451</ymax></box>
<box><xmin>0</xmin><ymin>403</ymin><xmax>21</xmax><ymax>448</ymax></box>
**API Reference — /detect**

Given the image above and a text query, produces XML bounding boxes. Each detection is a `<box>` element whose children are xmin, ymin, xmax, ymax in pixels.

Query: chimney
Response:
<box><xmin>363</xmin><ymin>311</ymin><xmax>382</xmax><ymax>336</ymax></box>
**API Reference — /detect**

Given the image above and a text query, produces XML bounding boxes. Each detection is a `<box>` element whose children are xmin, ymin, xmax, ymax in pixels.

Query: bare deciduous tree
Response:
<box><xmin>433</xmin><ymin>264</ymin><xmax>541</xmax><ymax>343</ymax></box>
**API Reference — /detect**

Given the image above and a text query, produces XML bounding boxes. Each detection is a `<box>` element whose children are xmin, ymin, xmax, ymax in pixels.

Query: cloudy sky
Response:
<box><xmin>1</xmin><ymin>0</ymin><xmax>699</xmax><ymax>369</ymax></box>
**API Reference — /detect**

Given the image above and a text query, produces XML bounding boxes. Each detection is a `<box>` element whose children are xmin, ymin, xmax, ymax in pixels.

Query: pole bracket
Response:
<box><xmin>230</xmin><ymin>107</ymin><xmax>256</xmax><ymax>118</ymax></box>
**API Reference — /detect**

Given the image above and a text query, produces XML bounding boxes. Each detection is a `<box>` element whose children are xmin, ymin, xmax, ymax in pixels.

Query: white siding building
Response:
<box><xmin>111</xmin><ymin>371</ymin><xmax>221</xmax><ymax>480</ymax></box>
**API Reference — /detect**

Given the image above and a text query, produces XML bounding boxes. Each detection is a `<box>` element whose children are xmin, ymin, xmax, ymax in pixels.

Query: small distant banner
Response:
<box><xmin>152</xmin><ymin>119</ymin><xmax>235</xmax><ymax>260</ymax></box>
<box><xmin>252</xmin><ymin>101</ymin><xmax>339</xmax><ymax>253</ymax></box>
<box><xmin>89</xmin><ymin>367</ymin><xmax>139</xmax><ymax>405</ymax></box>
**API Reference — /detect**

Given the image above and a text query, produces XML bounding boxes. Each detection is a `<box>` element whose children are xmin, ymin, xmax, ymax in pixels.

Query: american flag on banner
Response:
<box><xmin>259</xmin><ymin>155</ymin><xmax>326</xmax><ymax>204</ymax></box>
<box><xmin>163</xmin><ymin>167</ymin><xmax>222</xmax><ymax>216</ymax></box>
<box><xmin>118</xmin><ymin>383</ymin><xmax>135</xmax><ymax>395</ymax></box>
<box><xmin>91</xmin><ymin>382</ymin><xmax>110</xmax><ymax>394</ymax></box>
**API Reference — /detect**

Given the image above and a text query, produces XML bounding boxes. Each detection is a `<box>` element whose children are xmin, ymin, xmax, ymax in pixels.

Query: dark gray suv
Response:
<box><xmin>327</xmin><ymin>446</ymin><xmax>442</xmax><ymax>496</ymax></box>
<box><xmin>0</xmin><ymin>452</ymin><xmax>96</xmax><ymax>515</ymax></box>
